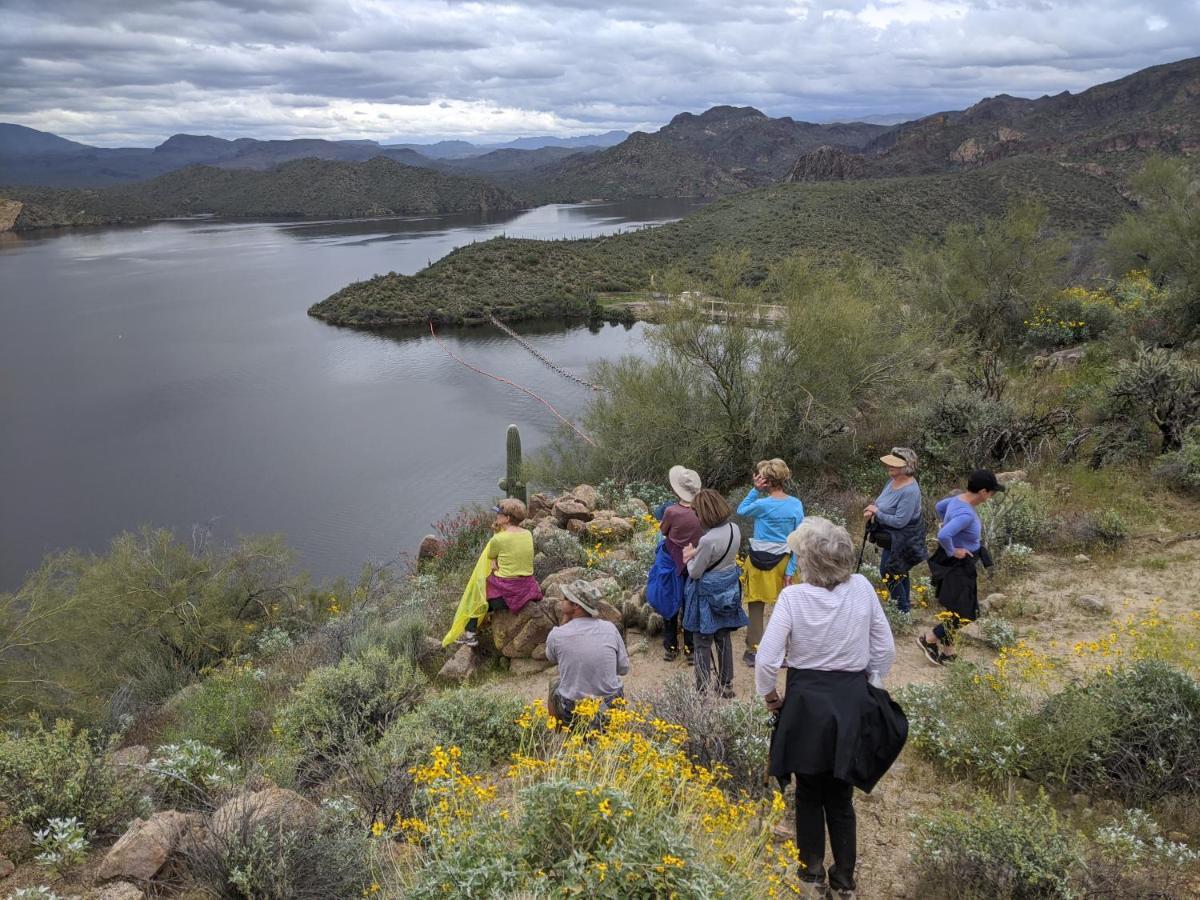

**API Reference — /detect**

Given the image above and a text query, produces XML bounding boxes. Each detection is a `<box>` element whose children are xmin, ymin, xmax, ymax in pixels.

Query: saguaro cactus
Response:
<box><xmin>497</xmin><ymin>423</ymin><xmax>527</xmax><ymax>504</ymax></box>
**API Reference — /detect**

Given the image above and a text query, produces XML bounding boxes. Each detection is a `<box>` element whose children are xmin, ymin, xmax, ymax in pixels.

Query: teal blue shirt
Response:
<box><xmin>737</xmin><ymin>489</ymin><xmax>805</xmax><ymax>576</ymax></box>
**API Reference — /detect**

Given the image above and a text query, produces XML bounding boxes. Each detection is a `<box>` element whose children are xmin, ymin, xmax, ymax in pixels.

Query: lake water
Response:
<box><xmin>0</xmin><ymin>201</ymin><xmax>697</xmax><ymax>590</ymax></box>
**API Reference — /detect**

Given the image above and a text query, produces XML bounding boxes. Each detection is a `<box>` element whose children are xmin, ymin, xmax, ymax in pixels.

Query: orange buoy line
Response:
<box><xmin>428</xmin><ymin>320</ymin><xmax>597</xmax><ymax>447</ymax></box>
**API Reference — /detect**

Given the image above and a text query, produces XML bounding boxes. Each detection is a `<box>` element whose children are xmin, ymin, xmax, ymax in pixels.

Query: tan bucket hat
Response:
<box><xmin>668</xmin><ymin>465</ymin><xmax>701</xmax><ymax>502</ymax></box>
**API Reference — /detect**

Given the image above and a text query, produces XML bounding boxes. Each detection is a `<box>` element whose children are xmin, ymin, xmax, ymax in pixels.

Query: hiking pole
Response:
<box><xmin>855</xmin><ymin>520</ymin><xmax>870</xmax><ymax>572</ymax></box>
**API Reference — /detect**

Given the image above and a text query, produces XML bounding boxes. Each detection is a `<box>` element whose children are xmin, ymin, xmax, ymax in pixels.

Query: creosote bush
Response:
<box><xmin>377</xmin><ymin>687</ymin><xmax>525</xmax><ymax>774</ymax></box>
<box><xmin>162</xmin><ymin>662</ymin><xmax>273</xmax><ymax>760</ymax></box>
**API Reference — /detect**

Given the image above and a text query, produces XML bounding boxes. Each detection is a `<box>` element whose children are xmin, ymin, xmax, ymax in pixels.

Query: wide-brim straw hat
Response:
<box><xmin>668</xmin><ymin>465</ymin><xmax>701</xmax><ymax>502</ymax></box>
<box><xmin>879</xmin><ymin>453</ymin><xmax>907</xmax><ymax>467</ymax></box>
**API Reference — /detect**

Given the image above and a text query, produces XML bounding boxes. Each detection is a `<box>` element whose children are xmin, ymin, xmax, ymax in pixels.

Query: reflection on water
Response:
<box><xmin>0</xmin><ymin>201</ymin><xmax>697</xmax><ymax>589</ymax></box>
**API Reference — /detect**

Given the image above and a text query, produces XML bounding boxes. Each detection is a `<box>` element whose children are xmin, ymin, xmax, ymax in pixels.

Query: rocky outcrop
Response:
<box><xmin>785</xmin><ymin>146</ymin><xmax>866</xmax><ymax>182</ymax></box>
<box><xmin>97</xmin><ymin>810</ymin><xmax>204</xmax><ymax>882</ymax></box>
<box><xmin>94</xmin><ymin>881</ymin><xmax>146</xmax><ymax>900</ymax></box>
<box><xmin>490</xmin><ymin>600</ymin><xmax>559</xmax><ymax>659</ymax></box>
<box><xmin>438</xmin><ymin>644</ymin><xmax>480</xmax><ymax>681</ymax></box>
<box><xmin>1033</xmin><ymin>346</ymin><xmax>1086</xmax><ymax>371</ymax></box>
<box><xmin>0</xmin><ymin>199</ymin><xmax>22</xmax><ymax>233</ymax></box>
<box><xmin>210</xmin><ymin>788</ymin><xmax>314</xmax><ymax>843</ymax></box>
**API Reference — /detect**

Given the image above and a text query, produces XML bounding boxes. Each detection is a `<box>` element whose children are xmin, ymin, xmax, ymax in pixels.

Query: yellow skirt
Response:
<box><xmin>742</xmin><ymin>554</ymin><xmax>789</xmax><ymax>604</ymax></box>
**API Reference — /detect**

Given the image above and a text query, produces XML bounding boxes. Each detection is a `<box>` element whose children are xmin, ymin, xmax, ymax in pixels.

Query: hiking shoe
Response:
<box><xmin>826</xmin><ymin>890</ymin><xmax>856</xmax><ymax>900</ymax></box>
<box><xmin>719</xmin><ymin>686</ymin><xmax>736</xmax><ymax>700</ymax></box>
<box><xmin>684</xmin><ymin>649</ymin><xmax>695</xmax><ymax>667</ymax></box>
<box><xmin>917</xmin><ymin>635</ymin><xmax>943</xmax><ymax>667</ymax></box>
<box><xmin>663</xmin><ymin>648</ymin><xmax>679</xmax><ymax>662</ymax></box>
<box><xmin>455</xmin><ymin>632</ymin><xmax>479</xmax><ymax>648</ymax></box>
<box><xmin>742</xmin><ymin>649</ymin><xmax>756</xmax><ymax>667</ymax></box>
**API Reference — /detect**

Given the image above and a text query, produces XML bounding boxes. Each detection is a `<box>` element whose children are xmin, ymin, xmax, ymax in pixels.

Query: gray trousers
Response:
<box><xmin>693</xmin><ymin>628</ymin><xmax>734</xmax><ymax>692</ymax></box>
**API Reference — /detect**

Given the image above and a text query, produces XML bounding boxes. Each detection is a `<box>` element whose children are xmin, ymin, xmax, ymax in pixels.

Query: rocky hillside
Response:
<box><xmin>2</xmin><ymin>157</ymin><xmax>524</xmax><ymax>230</ymax></box>
<box><xmin>840</xmin><ymin>55</ymin><xmax>1200</xmax><ymax>180</ymax></box>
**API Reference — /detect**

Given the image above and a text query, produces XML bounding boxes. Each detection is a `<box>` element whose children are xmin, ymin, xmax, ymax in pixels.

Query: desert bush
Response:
<box><xmin>1045</xmin><ymin>507</ymin><xmax>1129</xmax><ymax>552</ymax></box>
<box><xmin>427</xmin><ymin>507</ymin><xmax>493</xmax><ymax>574</ymax></box>
<box><xmin>32</xmin><ymin>816</ymin><xmax>88</xmax><ymax>877</ymax></box>
<box><xmin>1026</xmin><ymin>661</ymin><xmax>1200</xmax><ymax>804</ymax></box>
<box><xmin>1153</xmin><ymin>426</ymin><xmax>1200</xmax><ymax>495</ymax></box>
<box><xmin>0</xmin><ymin>718</ymin><xmax>137</xmax><ymax>836</ymax></box>
<box><xmin>533</xmin><ymin>528</ymin><xmax>587</xmax><ymax>580</ymax></box>
<box><xmin>391</xmin><ymin>703</ymin><xmax>796</xmax><ymax>898</ymax></box>
<box><xmin>1084</xmin><ymin>808</ymin><xmax>1199</xmax><ymax>899</ymax></box>
<box><xmin>183</xmin><ymin>801</ymin><xmax>377</xmax><ymax>900</ymax></box>
<box><xmin>912</xmin><ymin>791</ymin><xmax>1081</xmax><ymax>899</ymax></box>
<box><xmin>162</xmin><ymin>663</ymin><xmax>273</xmax><ymax>759</ymax></box>
<box><xmin>378</xmin><ymin>688</ymin><xmax>525</xmax><ymax>774</ymax></box>
<box><xmin>276</xmin><ymin>646</ymin><xmax>426</xmax><ymax>783</ymax></box>
<box><xmin>645</xmin><ymin>675</ymin><xmax>772</xmax><ymax>794</ymax></box>
<box><xmin>1095</xmin><ymin>344</ymin><xmax>1200</xmax><ymax>460</ymax></box>
<box><xmin>975</xmin><ymin>616</ymin><xmax>1019</xmax><ymax>650</ymax></box>
<box><xmin>146</xmin><ymin>740</ymin><xmax>240</xmax><ymax>810</ymax></box>
<box><xmin>980</xmin><ymin>482</ymin><xmax>1052</xmax><ymax>548</ymax></box>
<box><xmin>595</xmin><ymin>478</ymin><xmax>675</xmax><ymax>513</ymax></box>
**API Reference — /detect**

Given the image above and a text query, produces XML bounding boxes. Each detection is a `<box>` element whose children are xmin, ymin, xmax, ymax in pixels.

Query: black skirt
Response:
<box><xmin>768</xmin><ymin>668</ymin><xmax>908</xmax><ymax>793</ymax></box>
<box><xmin>927</xmin><ymin>547</ymin><xmax>979</xmax><ymax>621</ymax></box>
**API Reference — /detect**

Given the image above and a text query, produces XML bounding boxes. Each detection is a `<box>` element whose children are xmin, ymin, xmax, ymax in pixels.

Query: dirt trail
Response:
<box><xmin>485</xmin><ymin>536</ymin><xmax>1200</xmax><ymax>898</ymax></box>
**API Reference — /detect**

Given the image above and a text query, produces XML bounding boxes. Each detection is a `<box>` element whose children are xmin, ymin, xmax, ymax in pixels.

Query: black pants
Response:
<box><xmin>792</xmin><ymin>773</ymin><xmax>856</xmax><ymax>891</ymax></box>
<box><xmin>662</xmin><ymin>612</ymin><xmax>695</xmax><ymax>653</ymax></box>
<box><xmin>466</xmin><ymin>598</ymin><xmax>507</xmax><ymax>632</ymax></box>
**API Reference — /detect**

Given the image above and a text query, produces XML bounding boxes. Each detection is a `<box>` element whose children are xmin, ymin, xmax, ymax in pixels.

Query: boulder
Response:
<box><xmin>565</xmin><ymin>518</ymin><xmax>587</xmax><ymax>536</ymax></box>
<box><xmin>995</xmin><ymin>471</ymin><xmax>1027</xmax><ymax>486</ymax></box>
<box><xmin>1033</xmin><ymin>346</ymin><xmax>1086</xmax><ymax>371</ymax></box>
<box><xmin>210</xmin><ymin>788</ymin><xmax>314</xmax><ymax>844</ymax></box>
<box><xmin>553</xmin><ymin>497</ymin><xmax>592</xmax><ymax>525</ymax></box>
<box><xmin>490</xmin><ymin>600</ymin><xmax>559</xmax><ymax>658</ymax></box>
<box><xmin>622</xmin><ymin>497</ymin><xmax>651</xmax><ymax>517</ymax></box>
<box><xmin>97</xmin><ymin>810</ymin><xmax>204</xmax><ymax>882</ymax></box>
<box><xmin>540</xmin><ymin>567</ymin><xmax>591</xmax><ymax>594</ymax></box>
<box><xmin>584</xmin><ymin>515</ymin><xmax>635</xmax><ymax>541</ymax></box>
<box><xmin>1072</xmin><ymin>595</ymin><xmax>1109</xmax><ymax>614</ymax></box>
<box><xmin>438</xmin><ymin>644</ymin><xmax>480</xmax><ymax>681</ymax></box>
<box><xmin>571</xmin><ymin>484</ymin><xmax>600</xmax><ymax>511</ymax></box>
<box><xmin>532</xmin><ymin>520</ymin><xmax>567</xmax><ymax>551</ymax></box>
<box><xmin>0</xmin><ymin>805</ymin><xmax>34</xmax><ymax>862</ymax></box>
<box><xmin>93</xmin><ymin>882</ymin><xmax>146</xmax><ymax>900</ymax></box>
<box><xmin>983</xmin><ymin>592</ymin><xmax>1008</xmax><ymax>612</ymax></box>
<box><xmin>1073</xmin><ymin>554</ymin><xmax>1091</xmax><ymax>563</ymax></box>
<box><xmin>528</xmin><ymin>492</ymin><xmax>554</xmax><ymax>519</ymax></box>
<box><xmin>0</xmin><ymin>853</ymin><xmax>13</xmax><ymax>879</ymax></box>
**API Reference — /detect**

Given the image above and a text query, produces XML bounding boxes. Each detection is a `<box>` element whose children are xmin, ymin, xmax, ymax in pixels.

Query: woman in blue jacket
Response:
<box><xmin>737</xmin><ymin>458</ymin><xmax>804</xmax><ymax>666</ymax></box>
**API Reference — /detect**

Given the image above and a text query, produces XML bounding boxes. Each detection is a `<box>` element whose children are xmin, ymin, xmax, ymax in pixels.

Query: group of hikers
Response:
<box><xmin>442</xmin><ymin>450</ymin><xmax>1007</xmax><ymax>899</ymax></box>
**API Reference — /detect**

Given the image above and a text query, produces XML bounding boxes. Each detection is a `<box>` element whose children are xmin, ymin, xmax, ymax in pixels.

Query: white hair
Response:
<box><xmin>786</xmin><ymin>517</ymin><xmax>855</xmax><ymax>590</ymax></box>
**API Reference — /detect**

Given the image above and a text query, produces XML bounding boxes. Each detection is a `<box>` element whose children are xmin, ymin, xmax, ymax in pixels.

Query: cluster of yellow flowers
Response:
<box><xmin>1023</xmin><ymin>304</ymin><xmax>1087</xmax><ymax>332</ymax></box>
<box><xmin>391</xmin><ymin>697</ymin><xmax>803</xmax><ymax>896</ymax></box>
<box><xmin>980</xmin><ymin>639</ymin><xmax>1058</xmax><ymax>693</ymax></box>
<box><xmin>1073</xmin><ymin>601</ymin><xmax>1200</xmax><ymax>675</ymax></box>
<box><xmin>585</xmin><ymin>541</ymin><xmax>612</xmax><ymax>568</ymax></box>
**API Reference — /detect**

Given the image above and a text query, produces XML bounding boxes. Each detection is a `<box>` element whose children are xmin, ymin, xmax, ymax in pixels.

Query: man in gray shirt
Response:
<box><xmin>545</xmin><ymin>580</ymin><xmax>630</xmax><ymax>722</ymax></box>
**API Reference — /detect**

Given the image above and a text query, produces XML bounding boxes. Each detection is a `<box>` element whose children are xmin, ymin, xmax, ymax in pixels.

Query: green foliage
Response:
<box><xmin>912</xmin><ymin>791</ymin><xmax>1081</xmax><ymax>899</ymax></box>
<box><xmin>407</xmin><ymin>778</ymin><xmax>752</xmax><ymax>899</ymax></box>
<box><xmin>1027</xmin><ymin>661</ymin><xmax>1200</xmax><ymax>804</ymax></box>
<box><xmin>975</xmin><ymin>617</ymin><xmax>1019</xmax><ymax>650</ymax></box>
<box><xmin>1</xmin><ymin>528</ymin><xmax>306</xmax><ymax>723</ymax></box>
<box><xmin>533</xmin><ymin>528</ymin><xmax>587</xmax><ymax>581</ymax></box>
<box><xmin>583</xmin><ymin>254</ymin><xmax>937</xmax><ymax>486</ymax></box>
<box><xmin>1086</xmin><ymin>808</ymin><xmax>1200</xmax><ymax>898</ymax></box>
<box><xmin>1107</xmin><ymin>157</ymin><xmax>1200</xmax><ymax>338</ymax></box>
<box><xmin>276</xmin><ymin>646</ymin><xmax>427</xmax><ymax>783</ymax></box>
<box><xmin>1153</xmin><ymin>426</ymin><xmax>1200</xmax><ymax>495</ymax></box>
<box><xmin>163</xmin><ymin>663</ymin><xmax>273</xmax><ymax>759</ymax></box>
<box><xmin>378</xmin><ymin>688</ymin><xmax>525</xmax><ymax>773</ymax></box>
<box><xmin>146</xmin><ymin>740</ymin><xmax>240</xmax><ymax>810</ymax></box>
<box><xmin>980</xmin><ymin>482</ymin><xmax>1052</xmax><ymax>548</ymax></box>
<box><xmin>906</xmin><ymin>200</ymin><xmax>1065</xmax><ymax>350</ymax></box>
<box><xmin>32</xmin><ymin>817</ymin><xmax>88</xmax><ymax>876</ymax></box>
<box><xmin>0</xmin><ymin>718</ymin><xmax>137</xmax><ymax>836</ymax></box>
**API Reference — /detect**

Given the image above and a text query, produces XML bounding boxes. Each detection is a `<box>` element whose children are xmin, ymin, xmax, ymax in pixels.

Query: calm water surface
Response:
<box><xmin>0</xmin><ymin>201</ymin><xmax>697</xmax><ymax>589</ymax></box>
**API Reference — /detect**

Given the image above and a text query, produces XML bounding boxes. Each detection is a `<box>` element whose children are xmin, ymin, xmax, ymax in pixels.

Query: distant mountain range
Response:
<box><xmin>4</xmin><ymin>157</ymin><xmax>522</xmax><ymax>230</ymax></box>
<box><xmin>3</xmin><ymin>55</ymin><xmax>1197</xmax><ymax>230</ymax></box>
<box><xmin>0</xmin><ymin>126</ymin><xmax>628</xmax><ymax>187</ymax></box>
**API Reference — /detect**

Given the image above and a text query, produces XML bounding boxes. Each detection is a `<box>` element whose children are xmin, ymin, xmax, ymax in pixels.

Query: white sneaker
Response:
<box><xmin>455</xmin><ymin>632</ymin><xmax>479</xmax><ymax>648</ymax></box>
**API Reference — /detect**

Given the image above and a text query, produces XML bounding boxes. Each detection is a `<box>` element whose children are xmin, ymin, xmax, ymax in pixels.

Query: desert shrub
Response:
<box><xmin>428</xmin><ymin>506</ymin><xmax>493</xmax><ymax>574</ymax></box>
<box><xmin>183</xmin><ymin>801</ymin><xmax>377</xmax><ymax>900</ymax></box>
<box><xmin>1026</xmin><ymin>661</ymin><xmax>1200</xmax><ymax>804</ymax></box>
<box><xmin>1095</xmin><ymin>344</ymin><xmax>1200</xmax><ymax>459</ymax></box>
<box><xmin>1153</xmin><ymin>426</ymin><xmax>1200</xmax><ymax>495</ymax></box>
<box><xmin>378</xmin><ymin>688</ymin><xmax>525</xmax><ymax>774</ymax></box>
<box><xmin>1046</xmin><ymin>508</ymin><xmax>1129</xmax><ymax>551</ymax></box>
<box><xmin>646</xmin><ymin>675</ymin><xmax>772</xmax><ymax>794</ymax></box>
<box><xmin>595</xmin><ymin>478</ymin><xmax>675</xmax><ymax>513</ymax></box>
<box><xmin>974</xmin><ymin>616</ymin><xmax>1019</xmax><ymax>650</ymax></box>
<box><xmin>276</xmin><ymin>646</ymin><xmax>426</xmax><ymax>783</ymax></box>
<box><xmin>345</xmin><ymin>613</ymin><xmax>430</xmax><ymax>671</ymax></box>
<box><xmin>980</xmin><ymin>482</ymin><xmax>1052</xmax><ymax>548</ymax></box>
<box><xmin>0</xmin><ymin>718</ymin><xmax>137</xmax><ymax>836</ymax></box>
<box><xmin>253</xmin><ymin>627</ymin><xmax>294</xmax><ymax>659</ymax></box>
<box><xmin>995</xmin><ymin>541</ymin><xmax>1035</xmax><ymax>576</ymax></box>
<box><xmin>912</xmin><ymin>791</ymin><xmax>1081</xmax><ymax>899</ymax></box>
<box><xmin>146</xmin><ymin>740</ymin><xmax>240</xmax><ymax>810</ymax></box>
<box><xmin>881</xmin><ymin>603</ymin><xmax>916</xmax><ymax>636</ymax></box>
<box><xmin>32</xmin><ymin>816</ymin><xmax>88</xmax><ymax>876</ymax></box>
<box><xmin>162</xmin><ymin>663</ymin><xmax>273</xmax><ymax>759</ymax></box>
<box><xmin>533</xmin><ymin>528</ymin><xmax>586</xmax><ymax>580</ymax></box>
<box><xmin>1084</xmin><ymin>808</ymin><xmax>1199</xmax><ymax>899</ymax></box>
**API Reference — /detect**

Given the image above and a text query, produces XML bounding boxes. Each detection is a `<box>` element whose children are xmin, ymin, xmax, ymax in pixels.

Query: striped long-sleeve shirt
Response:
<box><xmin>754</xmin><ymin>574</ymin><xmax>895</xmax><ymax>696</ymax></box>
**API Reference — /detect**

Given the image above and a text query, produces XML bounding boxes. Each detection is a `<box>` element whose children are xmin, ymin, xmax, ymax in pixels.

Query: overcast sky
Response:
<box><xmin>1</xmin><ymin>0</ymin><xmax>1197</xmax><ymax>146</ymax></box>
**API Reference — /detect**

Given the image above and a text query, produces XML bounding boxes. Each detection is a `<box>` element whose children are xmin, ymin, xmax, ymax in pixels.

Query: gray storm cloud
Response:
<box><xmin>1</xmin><ymin>0</ymin><xmax>1197</xmax><ymax>144</ymax></box>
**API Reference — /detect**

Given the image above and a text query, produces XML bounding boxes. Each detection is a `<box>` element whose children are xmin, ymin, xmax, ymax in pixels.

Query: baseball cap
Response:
<box><xmin>967</xmin><ymin>469</ymin><xmax>1006</xmax><ymax>493</ymax></box>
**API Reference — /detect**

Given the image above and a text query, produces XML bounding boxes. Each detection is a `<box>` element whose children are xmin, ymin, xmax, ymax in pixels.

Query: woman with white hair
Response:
<box><xmin>863</xmin><ymin>447</ymin><xmax>926</xmax><ymax>614</ymax></box>
<box><xmin>756</xmin><ymin>517</ymin><xmax>907</xmax><ymax>900</ymax></box>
